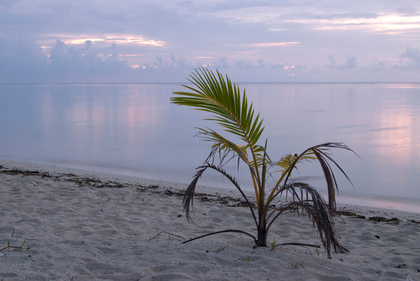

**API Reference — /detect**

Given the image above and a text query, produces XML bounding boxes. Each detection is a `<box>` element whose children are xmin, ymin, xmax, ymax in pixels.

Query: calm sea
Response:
<box><xmin>1</xmin><ymin>83</ymin><xmax>419</xmax><ymax>213</ymax></box>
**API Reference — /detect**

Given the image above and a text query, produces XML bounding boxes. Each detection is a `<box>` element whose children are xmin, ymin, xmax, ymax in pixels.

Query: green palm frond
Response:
<box><xmin>265</xmin><ymin>151</ymin><xmax>317</xmax><ymax>203</ymax></box>
<box><xmin>273</xmin><ymin>152</ymin><xmax>316</xmax><ymax>184</ymax></box>
<box><xmin>276</xmin><ymin>153</ymin><xmax>316</xmax><ymax>170</ymax></box>
<box><xmin>171</xmin><ymin>68</ymin><xmax>264</xmax><ymax>154</ymax></box>
<box><xmin>197</xmin><ymin>128</ymin><xmax>250</xmax><ymax>163</ymax></box>
<box><xmin>171</xmin><ymin>68</ymin><xmax>267</xmax><ymax>200</ymax></box>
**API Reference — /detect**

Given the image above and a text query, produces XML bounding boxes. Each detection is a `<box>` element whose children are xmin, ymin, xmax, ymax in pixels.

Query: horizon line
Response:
<box><xmin>2</xmin><ymin>81</ymin><xmax>420</xmax><ymax>85</ymax></box>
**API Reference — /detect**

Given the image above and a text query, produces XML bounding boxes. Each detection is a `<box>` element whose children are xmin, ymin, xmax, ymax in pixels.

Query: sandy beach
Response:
<box><xmin>1</xmin><ymin>159</ymin><xmax>419</xmax><ymax>281</ymax></box>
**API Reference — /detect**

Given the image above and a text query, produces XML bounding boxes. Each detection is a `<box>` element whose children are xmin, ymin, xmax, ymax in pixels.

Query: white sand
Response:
<box><xmin>1</xmin><ymin>159</ymin><xmax>419</xmax><ymax>281</ymax></box>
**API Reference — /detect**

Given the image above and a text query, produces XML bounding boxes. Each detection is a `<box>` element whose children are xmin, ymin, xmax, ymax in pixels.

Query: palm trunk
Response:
<box><xmin>256</xmin><ymin>214</ymin><xmax>267</xmax><ymax>247</ymax></box>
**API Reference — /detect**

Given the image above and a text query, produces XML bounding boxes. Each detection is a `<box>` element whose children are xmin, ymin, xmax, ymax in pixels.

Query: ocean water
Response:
<box><xmin>1</xmin><ymin>82</ymin><xmax>419</xmax><ymax>213</ymax></box>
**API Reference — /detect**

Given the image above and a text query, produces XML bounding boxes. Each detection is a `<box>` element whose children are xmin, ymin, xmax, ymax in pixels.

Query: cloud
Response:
<box><xmin>401</xmin><ymin>47</ymin><xmax>420</xmax><ymax>68</ymax></box>
<box><xmin>139</xmin><ymin>53</ymin><xmax>193</xmax><ymax>70</ymax></box>
<box><xmin>48</xmin><ymin>40</ymin><xmax>130</xmax><ymax>74</ymax></box>
<box><xmin>212</xmin><ymin>57</ymin><xmax>232</xmax><ymax>69</ymax></box>
<box><xmin>346</xmin><ymin>56</ymin><xmax>357</xmax><ymax>68</ymax></box>
<box><xmin>211</xmin><ymin>3</ymin><xmax>420</xmax><ymax>34</ymax></box>
<box><xmin>1</xmin><ymin>1</ymin><xmax>420</xmax><ymax>82</ymax></box>
<box><xmin>328</xmin><ymin>55</ymin><xmax>336</xmax><ymax>65</ymax></box>
<box><xmin>251</xmin><ymin>42</ymin><xmax>300</xmax><ymax>47</ymax></box>
<box><xmin>367</xmin><ymin>59</ymin><xmax>387</xmax><ymax>72</ymax></box>
<box><xmin>289</xmin><ymin>13</ymin><xmax>420</xmax><ymax>33</ymax></box>
<box><xmin>40</xmin><ymin>34</ymin><xmax>166</xmax><ymax>47</ymax></box>
<box><xmin>327</xmin><ymin>55</ymin><xmax>358</xmax><ymax>69</ymax></box>
<box><xmin>0</xmin><ymin>37</ymin><xmax>134</xmax><ymax>82</ymax></box>
<box><xmin>0</xmin><ymin>37</ymin><xmax>46</xmax><ymax>74</ymax></box>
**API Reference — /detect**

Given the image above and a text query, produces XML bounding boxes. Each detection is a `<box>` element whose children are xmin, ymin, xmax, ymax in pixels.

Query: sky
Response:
<box><xmin>1</xmin><ymin>0</ymin><xmax>420</xmax><ymax>83</ymax></box>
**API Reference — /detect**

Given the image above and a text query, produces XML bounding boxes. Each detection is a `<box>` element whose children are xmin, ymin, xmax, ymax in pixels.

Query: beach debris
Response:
<box><xmin>338</xmin><ymin>210</ymin><xmax>408</xmax><ymax>225</ymax></box>
<box><xmin>165</xmin><ymin>189</ymin><xmax>175</xmax><ymax>195</ymax></box>
<box><xmin>337</xmin><ymin>210</ymin><xmax>366</xmax><ymax>219</ymax></box>
<box><xmin>0</xmin><ymin>230</ymin><xmax>27</xmax><ymax>253</ymax></box>
<box><xmin>0</xmin><ymin>167</ymin><xmax>43</xmax><ymax>176</ymax></box>
<box><xmin>368</xmin><ymin>216</ymin><xmax>401</xmax><ymax>224</ymax></box>
<box><xmin>0</xmin><ymin>238</ymin><xmax>27</xmax><ymax>253</ymax></box>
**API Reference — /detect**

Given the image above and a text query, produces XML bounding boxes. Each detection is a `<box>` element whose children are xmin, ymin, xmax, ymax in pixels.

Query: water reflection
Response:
<box><xmin>242</xmin><ymin>83</ymin><xmax>420</xmax><ymax>212</ymax></box>
<box><xmin>0</xmin><ymin>83</ymin><xmax>419</xmax><ymax>213</ymax></box>
<box><xmin>383</xmin><ymin>83</ymin><xmax>420</xmax><ymax>89</ymax></box>
<box><xmin>377</xmin><ymin>104</ymin><xmax>412</xmax><ymax>167</ymax></box>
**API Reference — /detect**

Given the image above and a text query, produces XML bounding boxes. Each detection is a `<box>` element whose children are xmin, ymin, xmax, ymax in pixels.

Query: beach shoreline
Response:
<box><xmin>1</xmin><ymin>158</ymin><xmax>419</xmax><ymax>216</ymax></box>
<box><xmin>1</xmin><ymin>159</ymin><xmax>419</xmax><ymax>280</ymax></box>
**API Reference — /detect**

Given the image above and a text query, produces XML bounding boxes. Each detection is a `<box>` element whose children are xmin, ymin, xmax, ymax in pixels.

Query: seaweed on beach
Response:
<box><xmin>368</xmin><ymin>216</ymin><xmax>401</xmax><ymax>225</ymax></box>
<box><xmin>337</xmin><ymin>210</ymin><xmax>366</xmax><ymax>219</ymax></box>
<box><xmin>0</xmin><ymin>166</ymin><xmax>130</xmax><ymax>189</ymax></box>
<box><xmin>65</xmin><ymin>177</ymin><xmax>129</xmax><ymax>188</ymax></box>
<box><xmin>337</xmin><ymin>211</ymin><xmax>414</xmax><ymax>225</ymax></box>
<box><xmin>0</xmin><ymin>168</ymin><xmax>43</xmax><ymax>176</ymax></box>
<box><xmin>337</xmin><ymin>210</ymin><xmax>411</xmax><ymax>225</ymax></box>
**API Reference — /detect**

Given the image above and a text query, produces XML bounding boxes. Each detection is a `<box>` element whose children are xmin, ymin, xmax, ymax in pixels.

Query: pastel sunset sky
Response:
<box><xmin>1</xmin><ymin>0</ymin><xmax>420</xmax><ymax>83</ymax></box>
